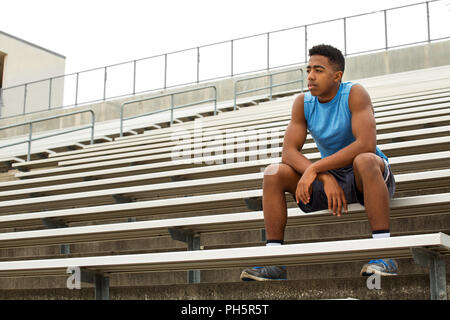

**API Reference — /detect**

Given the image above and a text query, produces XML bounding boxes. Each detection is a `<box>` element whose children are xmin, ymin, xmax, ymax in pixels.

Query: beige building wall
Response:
<box><xmin>0</xmin><ymin>31</ymin><xmax>66</xmax><ymax>118</ymax></box>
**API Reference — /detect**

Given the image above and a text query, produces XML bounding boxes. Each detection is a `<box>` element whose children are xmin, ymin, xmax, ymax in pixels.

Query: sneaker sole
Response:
<box><xmin>240</xmin><ymin>271</ymin><xmax>287</xmax><ymax>281</ymax></box>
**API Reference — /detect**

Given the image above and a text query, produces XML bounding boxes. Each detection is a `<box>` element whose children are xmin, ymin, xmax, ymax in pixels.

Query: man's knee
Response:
<box><xmin>263</xmin><ymin>163</ymin><xmax>299</xmax><ymax>190</ymax></box>
<box><xmin>263</xmin><ymin>163</ymin><xmax>297</xmax><ymax>178</ymax></box>
<box><xmin>353</xmin><ymin>153</ymin><xmax>384</xmax><ymax>178</ymax></box>
<box><xmin>264</xmin><ymin>163</ymin><xmax>281</xmax><ymax>177</ymax></box>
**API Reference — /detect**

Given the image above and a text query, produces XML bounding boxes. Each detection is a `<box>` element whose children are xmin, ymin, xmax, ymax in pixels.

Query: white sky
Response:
<box><xmin>1</xmin><ymin>0</ymin><xmax>444</xmax><ymax>75</ymax></box>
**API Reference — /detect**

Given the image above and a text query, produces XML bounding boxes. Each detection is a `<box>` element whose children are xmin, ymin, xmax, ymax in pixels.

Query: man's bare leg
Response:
<box><xmin>353</xmin><ymin>153</ymin><xmax>398</xmax><ymax>276</ymax></box>
<box><xmin>262</xmin><ymin>163</ymin><xmax>301</xmax><ymax>241</ymax></box>
<box><xmin>352</xmin><ymin>153</ymin><xmax>390</xmax><ymax>232</ymax></box>
<box><xmin>240</xmin><ymin>163</ymin><xmax>300</xmax><ymax>281</ymax></box>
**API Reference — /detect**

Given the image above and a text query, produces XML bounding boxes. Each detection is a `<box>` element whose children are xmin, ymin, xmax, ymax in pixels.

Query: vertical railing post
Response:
<box><xmin>133</xmin><ymin>60</ymin><xmax>137</xmax><ymax>95</ymax></box>
<box><xmin>234</xmin><ymin>81</ymin><xmax>237</xmax><ymax>111</ymax></box>
<box><xmin>103</xmin><ymin>66</ymin><xmax>107</xmax><ymax>101</ymax></box>
<box><xmin>120</xmin><ymin>102</ymin><xmax>124</xmax><ymax>138</ymax></box>
<box><xmin>75</xmin><ymin>72</ymin><xmax>79</xmax><ymax>106</ymax></box>
<box><xmin>426</xmin><ymin>1</ymin><xmax>431</xmax><ymax>43</ymax></box>
<box><xmin>384</xmin><ymin>10</ymin><xmax>389</xmax><ymax>50</ymax></box>
<box><xmin>164</xmin><ymin>54</ymin><xmax>168</xmax><ymax>89</ymax></box>
<box><xmin>90</xmin><ymin>110</ymin><xmax>95</xmax><ymax>145</ymax></box>
<box><xmin>343</xmin><ymin>17</ymin><xmax>347</xmax><ymax>56</ymax></box>
<box><xmin>27</xmin><ymin>122</ymin><xmax>32</xmax><ymax>161</ymax></box>
<box><xmin>304</xmin><ymin>25</ymin><xmax>308</xmax><ymax>63</ymax></box>
<box><xmin>23</xmin><ymin>84</ymin><xmax>27</xmax><ymax>115</ymax></box>
<box><xmin>230</xmin><ymin>40</ymin><xmax>234</xmax><ymax>77</ymax></box>
<box><xmin>197</xmin><ymin>47</ymin><xmax>200</xmax><ymax>84</ymax></box>
<box><xmin>213</xmin><ymin>86</ymin><xmax>217</xmax><ymax>116</ymax></box>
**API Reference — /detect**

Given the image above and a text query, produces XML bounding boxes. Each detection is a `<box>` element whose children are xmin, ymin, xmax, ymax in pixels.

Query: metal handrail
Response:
<box><xmin>0</xmin><ymin>0</ymin><xmax>447</xmax><ymax>119</ymax></box>
<box><xmin>0</xmin><ymin>109</ymin><xmax>95</xmax><ymax>161</ymax></box>
<box><xmin>234</xmin><ymin>68</ymin><xmax>304</xmax><ymax>110</ymax></box>
<box><xmin>120</xmin><ymin>86</ymin><xmax>217</xmax><ymax>137</ymax></box>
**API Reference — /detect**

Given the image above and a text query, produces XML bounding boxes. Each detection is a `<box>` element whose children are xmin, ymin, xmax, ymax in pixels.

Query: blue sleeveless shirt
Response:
<box><xmin>303</xmin><ymin>82</ymin><xmax>388</xmax><ymax>161</ymax></box>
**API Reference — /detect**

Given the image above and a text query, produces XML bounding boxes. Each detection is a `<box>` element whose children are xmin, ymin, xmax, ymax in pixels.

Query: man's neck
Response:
<box><xmin>317</xmin><ymin>82</ymin><xmax>341</xmax><ymax>103</ymax></box>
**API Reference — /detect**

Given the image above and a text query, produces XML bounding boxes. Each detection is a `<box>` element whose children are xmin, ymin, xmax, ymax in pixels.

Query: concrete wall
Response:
<box><xmin>0</xmin><ymin>31</ymin><xmax>66</xmax><ymax>118</ymax></box>
<box><xmin>0</xmin><ymin>40</ymin><xmax>449</xmax><ymax>139</ymax></box>
<box><xmin>343</xmin><ymin>40</ymin><xmax>450</xmax><ymax>81</ymax></box>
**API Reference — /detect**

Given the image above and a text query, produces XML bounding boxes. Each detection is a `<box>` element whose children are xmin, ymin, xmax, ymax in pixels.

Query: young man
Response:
<box><xmin>240</xmin><ymin>44</ymin><xmax>397</xmax><ymax>281</ymax></box>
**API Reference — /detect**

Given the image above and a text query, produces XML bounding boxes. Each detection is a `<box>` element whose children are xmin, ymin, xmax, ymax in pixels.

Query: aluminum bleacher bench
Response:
<box><xmin>51</xmin><ymin>92</ymin><xmax>450</xmax><ymax>156</ymax></box>
<box><xmin>1</xmin><ymin>87</ymin><xmax>448</xmax><ymax>166</ymax></box>
<box><xmin>370</xmin><ymin>87</ymin><xmax>450</xmax><ymax>105</ymax></box>
<box><xmin>0</xmin><ymin>166</ymin><xmax>449</xmax><ymax>215</ymax></box>
<box><xmin>11</xmin><ymin>89</ymin><xmax>447</xmax><ymax>166</ymax></box>
<box><xmin>0</xmin><ymin>151</ymin><xmax>449</xmax><ymax>204</ymax></box>
<box><xmin>0</xmin><ymin>232</ymin><xmax>448</xmax><ymax>300</ymax></box>
<box><xmin>114</xmin><ymin>91</ymin><xmax>450</xmax><ymax>139</ymax></box>
<box><xmin>91</xmin><ymin>104</ymin><xmax>450</xmax><ymax>156</ymax></box>
<box><xmin>11</xmin><ymin>119</ymin><xmax>450</xmax><ymax>172</ymax></box>
<box><xmin>13</xmin><ymin>112</ymin><xmax>450</xmax><ymax>174</ymax></box>
<box><xmin>1</xmin><ymin>186</ymin><xmax>449</xmax><ymax>245</ymax></box>
<box><xmin>10</xmin><ymin>100</ymin><xmax>450</xmax><ymax>172</ymax></box>
<box><xmin>2</xmin><ymin>149</ymin><xmax>450</xmax><ymax>197</ymax></box>
<box><xmin>37</xmin><ymin>124</ymin><xmax>450</xmax><ymax>168</ymax></box>
<box><xmin>11</xmin><ymin>134</ymin><xmax>450</xmax><ymax>179</ymax></box>
<box><xmin>1</xmin><ymin>190</ymin><xmax>449</xmax><ymax>248</ymax></box>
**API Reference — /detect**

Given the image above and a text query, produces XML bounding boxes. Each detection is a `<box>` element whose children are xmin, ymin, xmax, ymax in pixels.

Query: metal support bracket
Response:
<box><xmin>411</xmin><ymin>247</ymin><xmax>447</xmax><ymax>300</ymax></box>
<box><xmin>112</xmin><ymin>194</ymin><xmax>134</xmax><ymax>204</ymax></box>
<box><xmin>170</xmin><ymin>175</ymin><xmax>187</xmax><ymax>182</ymax></box>
<box><xmin>41</xmin><ymin>218</ymin><xmax>67</xmax><ymax>229</ymax></box>
<box><xmin>244</xmin><ymin>197</ymin><xmax>263</xmax><ymax>211</ymax></box>
<box><xmin>80</xmin><ymin>269</ymin><xmax>110</xmax><ymax>300</ymax></box>
<box><xmin>260</xmin><ymin>228</ymin><xmax>266</xmax><ymax>242</ymax></box>
<box><xmin>168</xmin><ymin>227</ymin><xmax>201</xmax><ymax>284</ymax></box>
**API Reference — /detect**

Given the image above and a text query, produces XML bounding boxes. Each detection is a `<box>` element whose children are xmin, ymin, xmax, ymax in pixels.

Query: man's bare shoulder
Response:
<box><xmin>349</xmin><ymin>83</ymin><xmax>373</xmax><ymax>112</ymax></box>
<box><xmin>291</xmin><ymin>93</ymin><xmax>306</xmax><ymax>121</ymax></box>
<box><xmin>349</xmin><ymin>83</ymin><xmax>370</xmax><ymax>95</ymax></box>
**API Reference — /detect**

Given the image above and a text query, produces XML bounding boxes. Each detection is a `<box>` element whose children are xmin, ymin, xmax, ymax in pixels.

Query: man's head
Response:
<box><xmin>306</xmin><ymin>44</ymin><xmax>345</xmax><ymax>100</ymax></box>
<box><xmin>309</xmin><ymin>44</ymin><xmax>345</xmax><ymax>73</ymax></box>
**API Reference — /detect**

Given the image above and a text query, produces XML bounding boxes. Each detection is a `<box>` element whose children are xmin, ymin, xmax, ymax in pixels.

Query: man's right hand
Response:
<box><xmin>318</xmin><ymin>172</ymin><xmax>348</xmax><ymax>216</ymax></box>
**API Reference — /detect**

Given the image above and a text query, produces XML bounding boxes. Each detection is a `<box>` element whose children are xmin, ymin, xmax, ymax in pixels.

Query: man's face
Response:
<box><xmin>306</xmin><ymin>55</ymin><xmax>342</xmax><ymax>98</ymax></box>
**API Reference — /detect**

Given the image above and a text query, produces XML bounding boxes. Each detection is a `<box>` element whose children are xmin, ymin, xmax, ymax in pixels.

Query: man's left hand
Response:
<box><xmin>296</xmin><ymin>165</ymin><xmax>318</xmax><ymax>204</ymax></box>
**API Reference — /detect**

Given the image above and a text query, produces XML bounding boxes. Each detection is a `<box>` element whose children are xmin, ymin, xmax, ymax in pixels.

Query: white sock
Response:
<box><xmin>266</xmin><ymin>242</ymin><xmax>282</xmax><ymax>247</ymax></box>
<box><xmin>372</xmin><ymin>231</ymin><xmax>390</xmax><ymax>239</ymax></box>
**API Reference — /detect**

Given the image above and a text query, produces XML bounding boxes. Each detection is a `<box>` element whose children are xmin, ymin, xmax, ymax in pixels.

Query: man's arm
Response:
<box><xmin>281</xmin><ymin>94</ymin><xmax>313</xmax><ymax>174</ymax></box>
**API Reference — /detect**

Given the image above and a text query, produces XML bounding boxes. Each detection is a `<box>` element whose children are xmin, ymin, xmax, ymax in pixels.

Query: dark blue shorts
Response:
<box><xmin>297</xmin><ymin>158</ymin><xmax>395</xmax><ymax>213</ymax></box>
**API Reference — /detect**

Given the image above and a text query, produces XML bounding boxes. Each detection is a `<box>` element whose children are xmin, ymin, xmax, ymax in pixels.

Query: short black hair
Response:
<box><xmin>309</xmin><ymin>44</ymin><xmax>345</xmax><ymax>73</ymax></box>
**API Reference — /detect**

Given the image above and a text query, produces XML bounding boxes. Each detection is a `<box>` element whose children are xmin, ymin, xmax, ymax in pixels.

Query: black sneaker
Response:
<box><xmin>240</xmin><ymin>266</ymin><xmax>287</xmax><ymax>281</ymax></box>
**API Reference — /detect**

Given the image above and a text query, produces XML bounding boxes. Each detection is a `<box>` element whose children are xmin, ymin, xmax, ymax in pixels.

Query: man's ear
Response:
<box><xmin>334</xmin><ymin>70</ymin><xmax>343</xmax><ymax>83</ymax></box>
